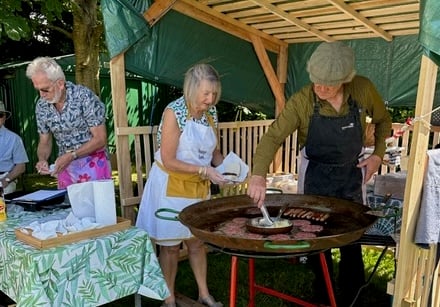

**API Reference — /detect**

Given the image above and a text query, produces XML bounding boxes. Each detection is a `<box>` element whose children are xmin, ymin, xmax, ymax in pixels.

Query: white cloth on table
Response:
<box><xmin>414</xmin><ymin>149</ymin><xmax>440</xmax><ymax>246</ymax></box>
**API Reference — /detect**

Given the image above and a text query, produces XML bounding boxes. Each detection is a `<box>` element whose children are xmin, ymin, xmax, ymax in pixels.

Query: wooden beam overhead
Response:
<box><xmin>250</xmin><ymin>35</ymin><xmax>285</xmax><ymax>110</ymax></box>
<box><xmin>192</xmin><ymin>0</ymin><xmax>419</xmax><ymax>44</ymax></box>
<box><xmin>249</xmin><ymin>0</ymin><xmax>335</xmax><ymax>42</ymax></box>
<box><xmin>143</xmin><ymin>0</ymin><xmax>177</xmax><ymax>26</ymax></box>
<box><xmin>326</xmin><ymin>0</ymin><xmax>393</xmax><ymax>41</ymax></box>
<box><xmin>173</xmin><ymin>0</ymin><xmax>287</xmax><ymax>54</ymax></box>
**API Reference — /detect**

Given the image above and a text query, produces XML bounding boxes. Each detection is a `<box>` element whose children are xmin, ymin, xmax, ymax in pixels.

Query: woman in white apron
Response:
<box><xmin>136</xmin><ymin>64</ymin><xmax>227</xmax><ymax>307</ymax></box>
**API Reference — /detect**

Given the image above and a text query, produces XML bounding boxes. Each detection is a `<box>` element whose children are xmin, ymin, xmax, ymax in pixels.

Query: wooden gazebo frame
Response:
<box><xmin>108</xmin><ymin>1</ymin><xmax>438</xmax><ymax>306</ymax></box>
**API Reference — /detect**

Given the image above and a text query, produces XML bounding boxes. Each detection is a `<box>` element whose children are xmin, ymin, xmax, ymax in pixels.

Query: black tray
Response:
<box><xmin>6</xmin><ymin>190</ymin><xmax>68</xmax><ymax>211</ymax></box>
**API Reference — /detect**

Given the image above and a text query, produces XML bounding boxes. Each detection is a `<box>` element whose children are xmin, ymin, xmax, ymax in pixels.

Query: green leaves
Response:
<box><xmin>0</xmin><ymin>0</ymin><xmax>32</xmax><ymax>41</ymax></box>
<box><xmin>0</xmin><ymin>0</ymin><xmax>73</xmax><ymax>42</ymax></box>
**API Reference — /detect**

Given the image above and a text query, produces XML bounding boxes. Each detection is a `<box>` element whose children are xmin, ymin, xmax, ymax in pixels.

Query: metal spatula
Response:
<box><xmin>259</xmin><ymin>204</ymin><xmax>274</xmax><ymax>226</ymax></box>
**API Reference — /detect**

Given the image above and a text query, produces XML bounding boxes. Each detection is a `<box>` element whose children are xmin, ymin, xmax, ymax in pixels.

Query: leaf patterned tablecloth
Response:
<box><xmin>0</xmin><ymin>207</ymin><xmax>170</xmax><ymax>306</ymax></box>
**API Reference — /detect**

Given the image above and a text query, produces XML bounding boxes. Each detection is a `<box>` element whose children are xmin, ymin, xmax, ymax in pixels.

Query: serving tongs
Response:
<box><xmin>259</xmin><ymin>204</ymin><xmax>274</xmax><ymax>226</ymax></box>
<box><xmin>274</xmin><ymin>203</ymin><xmax>289</xmax><ymax>221</ymax></box>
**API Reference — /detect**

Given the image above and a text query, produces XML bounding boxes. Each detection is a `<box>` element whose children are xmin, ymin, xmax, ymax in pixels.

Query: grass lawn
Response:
<box><xmin>103</xmin><ymin>247</ymin><xmax>395</xmax><ymax>307</ymax></box>
<box><xmin>22</xmin><ymin>174</ymin><xmax>395</xmax><ymax>307</ymax></box>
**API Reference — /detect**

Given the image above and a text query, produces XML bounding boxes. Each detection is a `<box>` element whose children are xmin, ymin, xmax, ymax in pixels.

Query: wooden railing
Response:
<box><xmin>219</xmin><ymin>121</ymin><xmax>440</xmax><ymax>176</ymax></box>
<box><xmin>116</xmin><ymin>120</ymin><xmax>440</xmax><ymax>223</ymax></box>
<box><xmin>217</xmin><ymin>120</ymin><xmax>298</xmax><ymax>175</ymax></box>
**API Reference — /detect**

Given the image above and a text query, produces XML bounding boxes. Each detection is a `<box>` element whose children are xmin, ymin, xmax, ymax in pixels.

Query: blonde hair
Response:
<box><xmin>183</xmin><ymin>63</ymin><xmax>221</xmax><ymax>107</ymax></box>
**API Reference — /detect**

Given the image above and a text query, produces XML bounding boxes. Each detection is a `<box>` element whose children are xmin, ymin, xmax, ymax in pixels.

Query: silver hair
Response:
<box><xmin>183</xmin><ymin>63</ymin><xmax>221</xmax><ymax>107</ymax></box>
<box><xmin>25</xmin><ymin>57</ymin><xmax>66</xmax><ymax>81</ymax></box>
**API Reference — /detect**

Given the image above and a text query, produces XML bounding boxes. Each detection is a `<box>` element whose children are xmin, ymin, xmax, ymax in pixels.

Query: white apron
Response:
<box><xmin>136</xmin><ymin>119</ymin><xmax>217</xmax><ymax>242</ymax></box>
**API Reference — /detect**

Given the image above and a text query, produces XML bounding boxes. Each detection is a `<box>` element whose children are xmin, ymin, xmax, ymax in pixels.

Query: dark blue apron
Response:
<box><xmin>304</xmin><ymin>95</ymin><xmax>363</xmax><ymax>203</ymax></box>
<box><xmin>304</xmin><ymin>95</ymin><xmax>365</xmax><ymax>306</ymax></box>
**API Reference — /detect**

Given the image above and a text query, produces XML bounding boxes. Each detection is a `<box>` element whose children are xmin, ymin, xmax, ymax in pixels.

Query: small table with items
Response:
<box><xmin>0</xmin><ymin>206</ymin><xmax>169</xmax><ymax>306</ymax></box>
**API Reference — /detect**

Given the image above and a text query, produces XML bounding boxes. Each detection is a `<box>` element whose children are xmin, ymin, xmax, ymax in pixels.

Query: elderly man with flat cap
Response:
<box><xmin>247</xmin><ymin>41</ymin><xmax>392</xmax><ymax>306</ymax></box>
<box><xmin>0</xmin><ymin>101</ymin><xmax>29</xmax><ymax>194</ymax></box>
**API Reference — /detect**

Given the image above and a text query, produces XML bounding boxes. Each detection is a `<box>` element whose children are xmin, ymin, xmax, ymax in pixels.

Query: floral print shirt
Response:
<box><xmin>35</xmin><ymin>81</ymin><xmax>106</xmax><ymax>155</ymax></box>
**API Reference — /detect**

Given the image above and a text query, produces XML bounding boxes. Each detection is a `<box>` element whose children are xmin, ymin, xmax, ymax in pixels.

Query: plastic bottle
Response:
<box><xmin>0</xmin><ymin>182</ymin><xmax>6</xmax><ymax>222</ymax></box>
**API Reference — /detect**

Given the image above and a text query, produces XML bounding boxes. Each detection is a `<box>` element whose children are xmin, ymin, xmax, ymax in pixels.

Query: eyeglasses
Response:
<box><xmin>0</xmin><ymin>113</ymin><xmax>5</xmax><ymax>118</ymax></box>
<box><xmin>38</xmin><ymin>85</ymin><xmax>54</xmax><ymax>93</ymax></box>
<box><xmin>37</xmin><ymin>81</ymin><xmax>57</xmax><ymax>93</ymax></box>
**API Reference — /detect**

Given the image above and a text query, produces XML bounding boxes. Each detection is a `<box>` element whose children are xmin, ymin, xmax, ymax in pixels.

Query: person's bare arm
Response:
<box><xmin>6</xmin><ymin>163</ymin><xmax>25</xmax><ymax>181</ymax></box>
<box><xmin>357</xmin><ymin>154</ymin><xmax>382</xmax><ymax>183</ymax></box>
<box><xmin>160</xmin><ymin>108</ymin><xmax>192</xmax><ymax>172</ymax></box>
<box><xmin>53</xmin><ymin>124</ymin><xmax>108</xmax><ymax>174</ymax></box>
<box><xmin>74</xmin><ymin>124</ymin><xmax>108</xmax><ymax>158</ymax></box>
<box><xmin>0</xmin><ymin>163</ymin><xmax>25</xmax><ymax>189</ymax></box>
<box><xmin>211</xmin><ymin>148</ymin><xmax>224</xmax><ymax>167</ymax></box>
<box><xmin>36</xmin><ymin>133</ymin><xmax>52</xmax><ymax>174</ymax></box>
<box><xmin>247</xmin><ymin>175</ymin><xmax>267</xmax><ymax>207</ymax></box>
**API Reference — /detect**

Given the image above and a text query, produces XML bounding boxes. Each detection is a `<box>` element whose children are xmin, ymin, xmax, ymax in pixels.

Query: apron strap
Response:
<box><xmin>186</xmin><ymin>103</ymin><xmax>219</xmax><ymax>149</ymax></box>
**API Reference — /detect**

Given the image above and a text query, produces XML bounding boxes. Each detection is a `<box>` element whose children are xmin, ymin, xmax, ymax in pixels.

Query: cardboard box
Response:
<box><xmin>15</xmin><ymin>217</ymin><xmax>131</xmax><ymax>249</ymax></box>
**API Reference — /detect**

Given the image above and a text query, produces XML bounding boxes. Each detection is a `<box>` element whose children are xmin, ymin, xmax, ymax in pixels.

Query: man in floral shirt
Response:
<box><xmin>26</xmin><ymin>57</ymin><xmax>111</xmax><ymax>189</ymax></box>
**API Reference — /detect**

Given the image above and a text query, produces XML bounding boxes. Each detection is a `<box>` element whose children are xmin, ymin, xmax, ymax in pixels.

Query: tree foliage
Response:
<box><xmin>0</xmin><ymin>0</ymin><xmax>102</xmax><ymax>94</ymax></box>
<box><xmin>0</xmin><ymin>0</ymin><xmax>30</xmax><ymax>41</ymax></box>
<box><xmin>387</xmin><ymin>106</ymin><xmax>415</xmax><ymax>123</ymax></box>
<box><xmin>0</xmin><ymin>0</ymin><xmax>73</xmax><ymax>58</ymax></box>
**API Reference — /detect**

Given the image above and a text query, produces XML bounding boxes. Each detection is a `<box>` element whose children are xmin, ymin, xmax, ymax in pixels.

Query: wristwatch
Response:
<box><xmin>71</xmin><ymin>151</ymin><xmax>78</xmax><ymax>160</ymax></box>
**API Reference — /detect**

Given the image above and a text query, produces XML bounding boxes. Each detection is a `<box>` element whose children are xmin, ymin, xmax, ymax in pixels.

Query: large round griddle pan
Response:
<box><xmin>177</xmin><ymin>194</ymin><xmax>377</xmax><ymax>254</ymax></box>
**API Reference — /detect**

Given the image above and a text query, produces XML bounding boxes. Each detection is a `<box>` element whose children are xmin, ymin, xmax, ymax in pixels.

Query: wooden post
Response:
<box><xmin>250</xmin><ymin>35</ymin><xmax>287</xmax><ymax>173</ymax></box>
<box><xmin>393</xmin><ymin>55</ymin><xmax>438</xmax><ymax>306</ymax></box>
<box><xmin>109</xmin><ymin>54</ymin><xmax>136</xmax><ymax>223</ymax></box>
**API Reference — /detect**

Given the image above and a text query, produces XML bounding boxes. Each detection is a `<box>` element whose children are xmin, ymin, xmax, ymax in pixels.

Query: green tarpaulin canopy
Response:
<box><xmin>102</xmin><ymin>0</ymin><xmax>440</xmax><ymax>117</ymax></box>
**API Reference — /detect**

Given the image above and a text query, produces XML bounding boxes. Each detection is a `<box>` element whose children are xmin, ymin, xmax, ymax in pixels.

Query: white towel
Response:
<box><xmin>414</xmin><ymin>149</ymin><xmax>440</xmax><ymax>246</ymax></box>
<box><xmin>215</xmin><ymin>152</ymin><xmax>249</xmax><ymax>183</ymax></box>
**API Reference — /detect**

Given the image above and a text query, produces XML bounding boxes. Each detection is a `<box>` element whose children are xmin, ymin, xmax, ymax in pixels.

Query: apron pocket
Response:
<box><xmin>166</xmin><ymin>174</ymin><xmax>209</xmax><ymax>199</ymax></box>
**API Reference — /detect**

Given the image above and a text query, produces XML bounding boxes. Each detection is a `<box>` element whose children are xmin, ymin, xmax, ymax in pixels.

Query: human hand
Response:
<box><xmin>35</xmin><ymin>160</ymin><xmax>50</xmax><ymax>175</ymax></box>
<box><xmin>52</xmin><ymin>153</ymin><xmax>74</xmax><ymax>175</ymax></box>
<box><xmin>246</xmin><ymin>175</ymin><xmax>267</xmax><ymax>207</ymax></box>
<box><xmin>357</xmin><ymin>154</ymin><xmax>382</xmax><ymax>183</ymax></box>
<box><xmin>205</xmin><ymin>166</ymin><xmax>228</xmax><ymax>185</ymax></box>
<box><xmin>0</xmin><ymin>178</ymin><xmax>9</xmax><ymax>189</ymax></box>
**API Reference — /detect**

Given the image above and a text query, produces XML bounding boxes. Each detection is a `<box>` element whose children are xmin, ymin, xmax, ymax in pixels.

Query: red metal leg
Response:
<box><xmin>229</xmin><ymin>256</ymin><xmax>238</xmax><ymax>307</ymax></box>
<box><xmin>319</xmin><ymin>253</ymin><xmax>337</xmax><ymax>307</ymax></box>
<box><xmin>248</xmin><ymin>258</ymin><xmax>256</xmax><ymax>307</ymax></box>
<box><xmin>231</xmin><ymin>252</ymin><xmax>336</xmax><ymax>307</ymax></box>
<box><xmin>248</xmin><ymin>257</ymin><xmax>318</xmax><ymax>307</ymax></box>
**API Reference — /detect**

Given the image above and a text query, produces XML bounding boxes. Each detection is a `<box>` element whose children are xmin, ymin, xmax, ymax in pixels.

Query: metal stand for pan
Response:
<box><xmin>349</xmin><ymin>234</ymin><xmax>397</xmax><ymax>305</ymax></box>
<box><xmin>208</xmin><ymin>245</ymin><xmax>337</xmax><ymax>307</ymax></box>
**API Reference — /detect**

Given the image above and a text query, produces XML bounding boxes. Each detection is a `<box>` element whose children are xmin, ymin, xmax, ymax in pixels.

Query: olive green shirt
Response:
<box><xmin>252</xmin><ymin>75</ymin><xmax>392</xmax><ymax>177</ymax></box>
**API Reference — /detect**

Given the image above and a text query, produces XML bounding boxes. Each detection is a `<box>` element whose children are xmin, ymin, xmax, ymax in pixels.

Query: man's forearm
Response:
<box><xmin>6</xmin><ymin>164</ymin><xmax>25</xmax><ymax>181</ymax></box>
<box><xmin>37</xmin><ymin>143</ymin><xmax>52</xmax><ymax>161</ymax></box>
